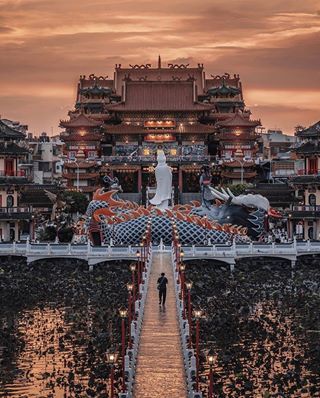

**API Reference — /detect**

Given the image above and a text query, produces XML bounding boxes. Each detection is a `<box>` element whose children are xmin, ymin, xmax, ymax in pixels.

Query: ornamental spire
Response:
<box><xmin>158</xmin><ymin>54</ymin><xmax>161</xmax><ymax>69</ymax></box>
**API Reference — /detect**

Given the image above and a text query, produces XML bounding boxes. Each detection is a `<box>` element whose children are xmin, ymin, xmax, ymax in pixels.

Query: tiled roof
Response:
<box><xmin>216</xmin><ymin>112</ymin><xmax>261</xmax><ymax>127</ymax></box>
<box><xmin>64</xmin><ymin>161</ymin><xmax>97</xmax><ymax>169</ymax></box>
<box><xmin>107</xmin><ymin>81</ymin><xmax>213</xmax><ymax>112</ymax></box>
<box><xmin>221</xmin><ymin>171</ymin><xmax>257</xmax><ymax>179</ymax></box>
<box><xmin>296</xmin><ymin>121</ymin><xmax>320</xmax><ymax>137</ymax></box>
<box><xmin>61</xmin><ymin>133</ymin><xmax>102</xmax><ymax>142</ymax></box>
<box><xmin>60</xmin><ymin>113</ymin><xmax>102</xmax><ymax>128</ymax></box>
<box><xmin>295</xmin><ymin>142</ymin><xmax>320</xmax><ymax>154</ymax></box>
<box><xmin>222</xmin><ymin>160</ymin><xmax>255</xmax><ymax>168</ymax></box>
<box><xmin>0</xmin><ymin>142</ymin><xmax>29</xmax><ymax>154</ymax></box>
<box><xmin>0</xmin><ymin>119</ymin><xmax>26</xmax><ymax>139</ymax></box>
<box><xmin>290</xmin><ymin>175</ymin><xmax>320</xmax><ymax>184</ymax></box>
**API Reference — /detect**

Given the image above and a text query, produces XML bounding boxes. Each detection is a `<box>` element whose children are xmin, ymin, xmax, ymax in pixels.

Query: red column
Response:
<box><xmin>138</xmin><ymin>168</ymin><xmax>142</xmax><ymax>193</ymax></box>
<box><xmin>128</xmin><ymin>293</ymin><xmax>132</xmax><ymax>348</ymax></box>
<box><xmin>188</xmin><ymin>290</ymin><xmax>192</xmax><ymax>348</ymax></box>
<box><xmin>196</xmin><ymin>319</ymin><xmax>200</xmax><ymax>391</ymax></box>
<box><xmin>110</xmin><ymin>365</ymin><xmax>115</xmax><ymax>398</ymax></box>
<box><xmin>178</xmin><ymin>167</ymin><xmax>183</xmax><ymax>193</ymax></box>
<box><xmin>121</xmin><ymin>318</ymin><xmax>126</xmax><ymax>392</ymax></box>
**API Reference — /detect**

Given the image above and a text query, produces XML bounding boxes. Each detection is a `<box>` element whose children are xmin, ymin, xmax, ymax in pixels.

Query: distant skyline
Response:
<box><xmin>0</xmin><ymin>0</ymin><xmax>319</xmax><ymax>135</ymax></box>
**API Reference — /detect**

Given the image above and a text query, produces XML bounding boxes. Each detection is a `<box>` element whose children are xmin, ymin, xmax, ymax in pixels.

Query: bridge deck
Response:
<box><xmin>134</xmin><ymin>253</ymin><xmax>186</xmax><ymax>398</ymax></box>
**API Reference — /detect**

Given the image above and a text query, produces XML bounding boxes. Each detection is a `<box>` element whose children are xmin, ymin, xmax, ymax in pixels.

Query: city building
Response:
<box><xmin>60</xmin><ymin>113</ymin><xmax>103</xmax><ymax>195</ymax></box>
<box><xmin>262</xmin><ymin>129</ymin><xmax>296</xmax><ymax>160</ymax></box>
<box><xmin>27</xmin><ymin>132</ymin><xmax>64</xmax><ymax>184</ymax></box>
<box><xmin>0</xmin><ymin>118</ymin><xmax>32</xmax><ymax>241</ymax></box>
<box><xmin>288</xmin><ymin>121</ymin><xmax>320</xmax><ymax>239</ymax></box>
<box><xmin>59</xmin><ymin>59</ymin><xmax>262</xmax><ymax>201</ymax></box>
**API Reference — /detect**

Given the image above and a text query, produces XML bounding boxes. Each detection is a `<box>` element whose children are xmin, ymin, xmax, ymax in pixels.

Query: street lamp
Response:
<box><xmin>119</xmin><ymin>308</ymin><xmax>128</xmax><ymax>392</ymax></box>
<box><xmin>127</xmin><ymin>283</ymin><xmax>134</xmax><ymax>348</ymax></box>
<box><xmin>129</xmin><ymin>263</ymin><xmax>136</xmax><ymax>305</ymax></box>
<box><xmin>136</xmin><ymin>250</ymin><xmax>141</xmax><ymax>286</ymax></box>
<box><xmin>179</xmin><ymin>262</ymin><xmax>186</xmax><ymax>310</ymax></box>
<box><xmin>207</xmin><ymin>354</ymin><xmax>214</xmax><ymax>398</ymax></box>
<box><xmin>185</xmin><ymin>280</ymin><xmax>193</xmax><ymax>348</ymax></box>
<box><xmin>106</xmin><ymin>351</ymin><xmax>118</xmax><ymax>398</ymax></box>
<box><xmin>194</xmin><ymin>309</ymin><xmax>203</xmax><ymax>392</ymax></box>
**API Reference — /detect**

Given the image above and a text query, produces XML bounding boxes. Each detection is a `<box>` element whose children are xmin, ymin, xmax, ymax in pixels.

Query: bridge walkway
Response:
<box><xmin>133</xmin><ymin>253</ymin><xmax>187</xmax><ymax>398</ymax></box>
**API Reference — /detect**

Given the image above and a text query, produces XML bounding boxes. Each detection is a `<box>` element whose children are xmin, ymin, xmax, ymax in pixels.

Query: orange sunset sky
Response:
<box><xmin>0</xmin><ymin>0</ymin><xmax>319</xmax><ymax>135</ymax></box>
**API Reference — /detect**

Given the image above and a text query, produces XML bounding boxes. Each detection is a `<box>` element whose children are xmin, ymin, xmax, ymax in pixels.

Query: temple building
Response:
<box><xmin>288</xmin><ymin>121</ymin><xmax>320</xmax><ymax>240</ymax></box>
<box><xmin>0</xmin><ymin>119</ymin><xmax>32</xmax><ymax>241</ymax></box>
<box><xmin>60</xmin><ymin>59</ymin><xmax>263</xmax><ymax>201</ymax></box>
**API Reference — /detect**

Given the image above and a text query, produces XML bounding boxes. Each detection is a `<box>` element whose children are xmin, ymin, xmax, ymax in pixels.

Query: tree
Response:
<box><xmin>57</xmin><ymin>226</ymin><xmax>74</xmax><ymax>243</ymax></box>
<box><xmin>63</xmin><ymin>191</ymin><xmax>89</xmax><ymax>214</ymax></box>
<box><xmin>223</xmin><ymin>183</ymin><xmax>252</xmax><ymax>196</ymax></box>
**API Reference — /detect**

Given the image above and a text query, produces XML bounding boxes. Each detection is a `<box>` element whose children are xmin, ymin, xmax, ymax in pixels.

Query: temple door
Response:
<box><xmin>5</xmin><ymin>159</ymin><xmax>14</xmax><ymax>176</ymax></box>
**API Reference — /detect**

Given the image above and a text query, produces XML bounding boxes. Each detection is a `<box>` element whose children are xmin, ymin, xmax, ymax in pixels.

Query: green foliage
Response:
<box><xmin>63</xmin><ymin>191</ymin><xmax>89</xmax><ymax>214</ymax></box>
<box><xmin>222</xmin><ymin>183</ymin><xmax>252</xmax><ymax>196</ymax></box>
<box><xmin>37</xmin><ymin>225</ymin><xmax>57</xmax><ymax>242</ymax></box>
<box><xmin>57</xmin><ymin>226</ymin><xmax>74</xmax><ymax>243</ymax></box>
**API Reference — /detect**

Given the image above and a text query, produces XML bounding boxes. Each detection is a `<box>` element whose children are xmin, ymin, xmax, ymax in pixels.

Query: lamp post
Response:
<box><xmin>127</xmin><ymin>283</ymin><xmax>133</xmax><ymax>348</ymax></box>
<box><xmin>194</xmin><ymin>309</ymin><xmax>202</xmax><ymax>392</ymax></box>
<box><xmin>180</xmin><ymin>248</ymin><xmax>184</xmax><ymax>262</ymax></box>
<box><xmin>136</xmin><ymin>250</ymin><xmax>141</xmax><ymax>287</ymax></box>
<box><xmin>106</xmin><ymin>351</ymin><xmax>117</xmax><ymax>398</ymax></box>
<box><xmin>130</xmin><ymin>263</ymin><xmax>136</xmax><ymax>306</ymax></box>
<box><xmin>119</xmin><ymin>308</ymin><xmax>128</xmax><ymax>392</ymax></box>
<box><xmin>180</xmin><ymin>262</ymin><xmax>186</xmax><ymax>317</ymax></box>
<box><xmin>207</xmin><ymin>354</ymin><xmax>214</xmax><ymax>398</ymax></box>
<box><xmin>185</xmin><ymin>281</ymin><xmax>193</xmax><ymax>348</ymax></box>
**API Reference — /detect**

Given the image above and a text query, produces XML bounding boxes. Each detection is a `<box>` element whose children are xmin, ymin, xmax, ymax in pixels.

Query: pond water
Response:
<box><xmin>0</xmin><ymin>258</ymin><xmax>130</xmax><ymax>398</ymax></box>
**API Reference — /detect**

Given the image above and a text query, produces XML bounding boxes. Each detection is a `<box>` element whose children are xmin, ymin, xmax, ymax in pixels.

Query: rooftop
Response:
<box><xmin>60</xmin><ymin>113</ymin><xmax>103</xmax><ymax>129</ymax></box>
<box><xmin>295</xmin><ymin>141</ymin><xmax>320</xmax><ymax>154</ymax></box>
<box><xmin>296</xmin><ymin>121</ymin><xmax>320</xmax><ymax>138</ymax></box>
<box><xmin>107</xmin><ymin>81</ymin><xmax>213</xmax><ymax>112</ymax></box>
<box><xmin>216</xmin><ymin>112</ymin><xmax>261</xmax><ymax>128</ymax></box>
<box><xmin>0</xmin><ymin>119</ymin><xmax>26</xmax><ymax>140</ymax></box>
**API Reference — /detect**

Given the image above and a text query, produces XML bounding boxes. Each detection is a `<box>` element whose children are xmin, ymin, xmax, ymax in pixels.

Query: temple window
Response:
<box><xmin>6</xmin><ymin>195</ymin><xmax>14</xmax><ymax>208</ymax></box>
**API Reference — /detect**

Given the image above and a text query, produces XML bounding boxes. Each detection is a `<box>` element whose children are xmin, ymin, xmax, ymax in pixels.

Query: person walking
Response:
<box><xmin>157</xmin><ymin>272</ymin><xmax>168</xmax><ymax>306</ymax></box>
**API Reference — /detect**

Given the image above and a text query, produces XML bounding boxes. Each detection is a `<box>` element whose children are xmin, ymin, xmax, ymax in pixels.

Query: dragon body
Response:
<box><xmin>85</xmin><ymin>188</ymin><xmax>271</xmax><ymax>246</ymax></box>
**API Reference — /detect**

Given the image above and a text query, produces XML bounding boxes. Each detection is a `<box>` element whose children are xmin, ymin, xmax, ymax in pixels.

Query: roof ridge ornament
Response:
<box><xmin>168</xmin><ymin>63</ymin><xmax>190</xmax><ymax>69</ymax></box>
<box><xmin>129</xmin><ymin>64</ymin><xmax>151</xmax><ymax>69</ymax></box>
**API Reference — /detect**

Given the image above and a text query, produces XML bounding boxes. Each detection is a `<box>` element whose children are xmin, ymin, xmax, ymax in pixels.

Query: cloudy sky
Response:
<box><xmin>0</xmin><ymin>0</ymin><xmax>319</xmax><ymax>134</ymax></box>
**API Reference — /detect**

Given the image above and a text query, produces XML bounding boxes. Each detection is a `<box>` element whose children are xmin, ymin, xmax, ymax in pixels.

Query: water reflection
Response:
<box><xmin>0</xmin><ymin>258</ymin><xmax>130</xmax><ymax>398</ymax></box>
<box><xmin>187</xmin><ymin>257</ymin><xmax>320</xmax><ymax>397</ymax></box>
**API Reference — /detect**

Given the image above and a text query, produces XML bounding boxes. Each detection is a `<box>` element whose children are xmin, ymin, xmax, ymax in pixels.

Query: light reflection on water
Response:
<box><xmin>0</xmin><ymin>305</ymin><xmax>109</xmax><ymax>398</ymax></box>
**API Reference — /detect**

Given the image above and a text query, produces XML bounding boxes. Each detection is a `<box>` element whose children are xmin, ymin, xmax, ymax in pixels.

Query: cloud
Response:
<box><xmin>0</xmin><ymin>0</ymin><xmax>319</xmax><ymax>133</ymax></box>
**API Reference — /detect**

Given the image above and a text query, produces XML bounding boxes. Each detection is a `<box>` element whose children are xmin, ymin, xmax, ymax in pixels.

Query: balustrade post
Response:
<box><xmin>12</xmin><ymin>241</ymin><xmax>16</xmax><ymax>254</ymax></box>
<box><xmin>47</xmin><ymin>243</ymin><xmax>51</xmax><ymax>255</ymax></box>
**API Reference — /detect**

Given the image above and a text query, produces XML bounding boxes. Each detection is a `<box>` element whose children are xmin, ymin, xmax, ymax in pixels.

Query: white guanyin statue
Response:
<box><xmin>150</xmin><ymin>150</ymin><xmax>172</xmax><ymax>210</ymax></box>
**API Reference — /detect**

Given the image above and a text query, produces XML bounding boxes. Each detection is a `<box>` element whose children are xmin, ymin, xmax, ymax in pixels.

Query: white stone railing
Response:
<box><xmin>171</xmin><ymin>245</ymin><xmax>202</xmax><ymax>398</ymax></box>
<box><xmin>0</xmin><ymin>241</ymin><xmax>143</xmax><ymax>261</ymax></box>
<box><xmin>122</xmin><ymin>244</ymin><xmax>152</xmax><ymax>398</ymax></box>
<box><xmin>1</xmin><ymin>240</ymin><xmax>320</xmax><ymax>265</ymax></box>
